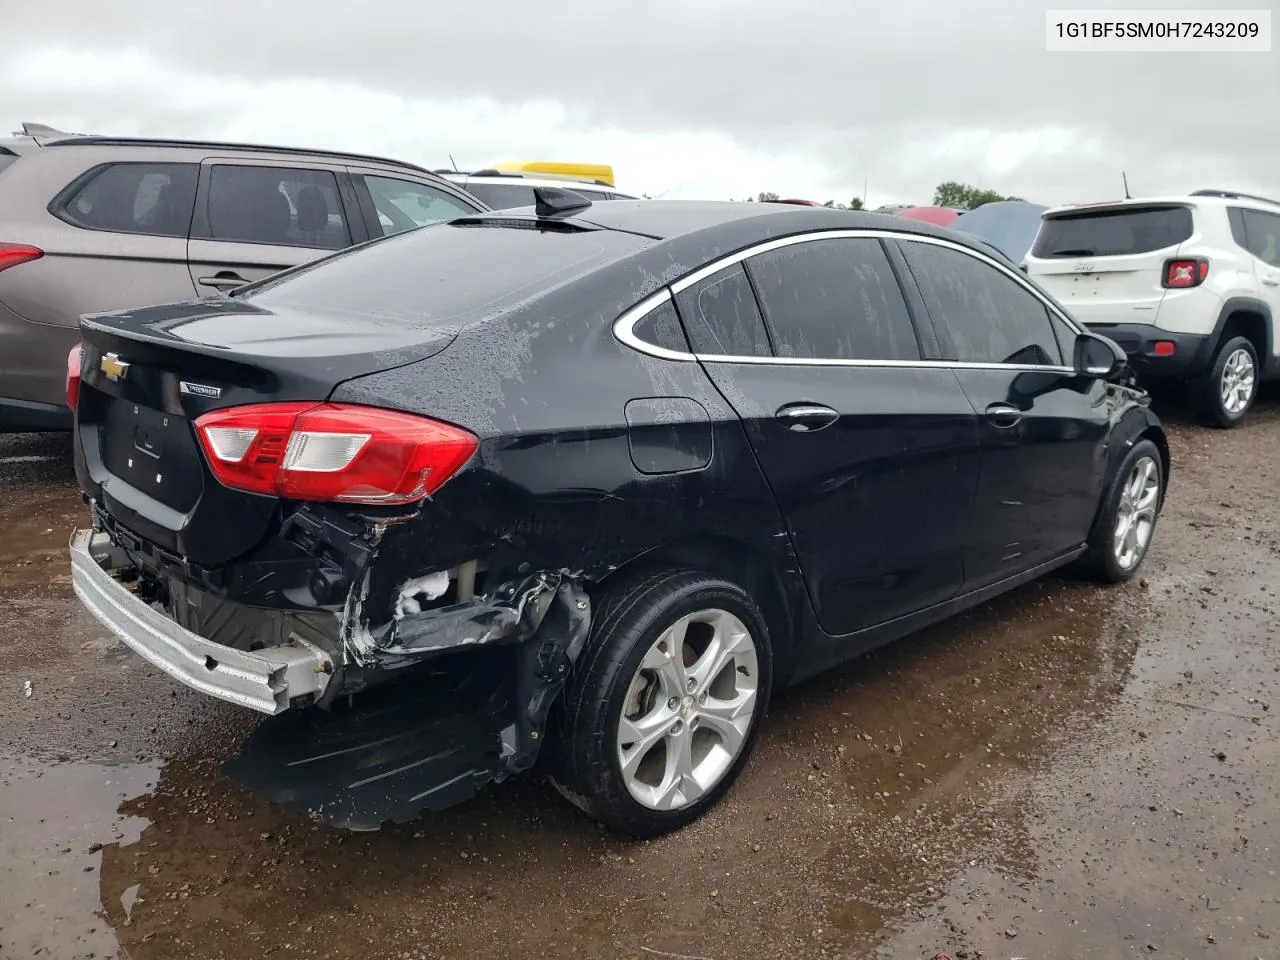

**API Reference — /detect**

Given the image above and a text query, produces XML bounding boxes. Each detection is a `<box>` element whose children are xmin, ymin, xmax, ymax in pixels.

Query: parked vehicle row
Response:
<box><xmin>0</xmin><ymin>122</ymin><xmax>487</xmax><ymax>431</ymax></box>
<box><xmin>66</xmin><ymin>190</ymin><xmax>1169</xmax><ymax>836</ymax></box>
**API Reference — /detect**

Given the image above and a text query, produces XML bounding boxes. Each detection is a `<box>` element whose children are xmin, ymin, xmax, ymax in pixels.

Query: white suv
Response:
<box><xmin>439</xmin><ymin>169</ymin><xmax>639</xmax><ymax>210</ymax></box>
<box><xmin>1025</xmin><ymin>189</ymin><xmax>1280</xmax><ymax>427</ymax></box>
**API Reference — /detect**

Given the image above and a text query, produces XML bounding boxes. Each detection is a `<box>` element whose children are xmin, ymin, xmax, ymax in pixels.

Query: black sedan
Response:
<box><xmin>67</xmin><ymin>193</ymin><xmax>1169</xmax><ymax>837</ymax></box>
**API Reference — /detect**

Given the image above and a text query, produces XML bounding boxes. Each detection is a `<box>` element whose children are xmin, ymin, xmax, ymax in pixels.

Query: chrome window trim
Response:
<box><xmin>612</xmin><ymin>287</ymin><xmax>693</xmax><ymax>362</ymax></box>
<box><xmin>611</xmin><ymin>227</ymin><xmax>1083</xmax><ymax>373</ymax></box>
<box><xmin>696</xmin><ymin>355</ymin><xmax>1076</xmax><ymax>374</ymax></box>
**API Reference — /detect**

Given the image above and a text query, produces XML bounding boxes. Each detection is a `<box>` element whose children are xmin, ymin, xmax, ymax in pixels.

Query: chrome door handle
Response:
<box><xmin>984</xmin><ymin>402</ymin><xmax>1023</xmax><ymax>428</ymax></box>
<box><xmin>1263</xmin><ymin>277</ymin><xmax>1280</xmax><ymax>287</ymax></box>
<box><xmin>198</xmin><ymin>272</ymin><xmax>248</xmax><ymax>290</ymax></box>
<box><xmin>775</xmin><ymin>403</ymin><xmax>839</xmax><ymax>432</ymax></box>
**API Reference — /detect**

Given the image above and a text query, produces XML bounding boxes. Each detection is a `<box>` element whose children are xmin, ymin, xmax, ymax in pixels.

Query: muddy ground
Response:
<box><xmin>1</xmin><ymin>394</ymin><xmax>1277</xmax><ymax>960</ymax></box>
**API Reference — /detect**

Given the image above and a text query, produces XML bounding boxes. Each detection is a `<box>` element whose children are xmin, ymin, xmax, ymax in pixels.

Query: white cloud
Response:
<box><xmin>7</xmin><ymin>0</ymin><xmax>1278</xmax><ymax>209</ymax></box>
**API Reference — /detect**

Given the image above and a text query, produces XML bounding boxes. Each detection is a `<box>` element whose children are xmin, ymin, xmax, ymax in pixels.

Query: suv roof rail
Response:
<box><xmin>45</xmin><ymin>136</ymin><xmax>435</xmax><ymax>175</ymax></box>
<box><xmin>1190</xmin><ymin>188</ymin><xmax>1280</xmax><ymax>207</ymax></box>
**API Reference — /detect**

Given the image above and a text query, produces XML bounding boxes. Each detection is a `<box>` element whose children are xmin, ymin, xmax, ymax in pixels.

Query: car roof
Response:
<box><xmin>1044</xmin><ymin>190</ymin><xmax>1280</xmax><ymax>217</ymax></box>
<box><xmin>466</xmin><ymin>199</ymin><xmax>988</xmax><ymax>249</ymax></box>
<box><xmin>36</xmin><ymin>133</ymin><xmax>436</xmax><ymax>176</ymax></box>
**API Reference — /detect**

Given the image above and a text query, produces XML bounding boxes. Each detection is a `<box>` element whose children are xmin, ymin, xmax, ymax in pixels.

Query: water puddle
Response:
<box><xmin>0</xmin><ymin>755</ymin><xmax>158</xmax><ymax>960</ymax></box>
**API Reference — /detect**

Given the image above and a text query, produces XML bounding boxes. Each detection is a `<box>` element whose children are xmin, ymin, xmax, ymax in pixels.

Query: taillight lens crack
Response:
<box><xmin>194</xmin><ymin>402</ymin><xmax>477</xmax><ymax>504</ymax></box>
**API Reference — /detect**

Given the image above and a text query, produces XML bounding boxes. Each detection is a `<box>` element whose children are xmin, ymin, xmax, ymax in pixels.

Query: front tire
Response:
<box><xmin>549</xmin><ymin>568</ymin><xmax>772</xmax><ymax>838</ymax></box>
<box><xmin>1078</xmin><ymin>438</ymin><xmax>1163</xmax><ymax>583</ymax></box>
<box><xmin>1193</xmin><ymin>335</ymin><xmax>1257</xmax><ymax>428</ymax></box>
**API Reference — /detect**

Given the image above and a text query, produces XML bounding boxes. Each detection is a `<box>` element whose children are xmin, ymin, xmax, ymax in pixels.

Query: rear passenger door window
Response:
<box><xmin>361</xmin><ymin>175</ymin><xmax>478</xmax><ymax>237</ymax></box>
<box><xmin>901</xmin><ymin>240</ymin><xmax>1064</xmax><ymax>366</ymax></box>
<box><xmin>1241</xmin><ymin>210</ymin><xmax>1280</xmax><ymax>266</ymax></box>
<box><xmin>55</xmin><ymin>163</ymin><xmax>198</xmax><ymax>238</ymax></box>
<box><xmin>746</xmin><ymin>237</ymin><xmax>921</xmax><ymax>361</ymax></box>
<box><xmin>205</xmin><ymin>165</ymin><xmax>351</xmax><ymax>250</ymax></box>
<box><xmin>673</xmin><ymin>263</ymin><xmax>772</xmax><ymax>357</ymax></box>
<box><xmin>189</xmin><ymin>161</ymin><xmax>362</xmax><ymax>294</ymax></box>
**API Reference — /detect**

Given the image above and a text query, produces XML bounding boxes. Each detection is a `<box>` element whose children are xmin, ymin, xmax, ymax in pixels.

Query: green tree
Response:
<box><xmin>848</xmin><ymin>197</ymin><xmax>864</xmax><ymax>211</ymax></box>
<box><xmin>823</xmin><ymin>199</ymin><xmax>836</xmax><ymax>208</ymax></box>
<box><xmin>757</xmin><ymin>191</ymin><xmax>779</xmax><ymax>202</ymax></box>
<box><xmin>932</xmin><ymin>181</ymin><xmax>1023</xmax><ymax>210</ymax></box>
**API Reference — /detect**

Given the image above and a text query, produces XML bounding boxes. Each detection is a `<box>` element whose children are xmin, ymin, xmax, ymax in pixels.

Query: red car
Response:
<box><xmin>896</xmin><ymin>205</ymin><xmax>965</xmax><ymax>227</ymax></box>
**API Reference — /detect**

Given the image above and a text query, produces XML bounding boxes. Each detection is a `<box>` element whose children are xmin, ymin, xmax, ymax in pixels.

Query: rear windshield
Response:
<box><xmin>242</xmin><ymin>220</ymin><xmax>652</xmax><ymax>325</ymax></box>
<box><xmin>463</xmin><ymin>182</ymin><xmax>614</xmax><ymax>210</ymax></box>
<box><xmin>1031</xmin><ymin>205</ymin><xmax>1193</xmax><ymax>258</ymax></box>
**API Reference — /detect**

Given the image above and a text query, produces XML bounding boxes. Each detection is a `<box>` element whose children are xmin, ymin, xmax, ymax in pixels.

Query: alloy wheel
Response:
<box><xmin>1220</xmin><ymin>347</ymin><xmax>1256</xmax><ymax>417</ymax></box>
<box><xmin>615</xmin><ymin>608</ymin><xmax>759</xmax><ymax>811</ymax></box>
<box><xmin>1113</xmin><ymin>455</ymin><xmax>1159</xmax><ymax>571</ymax></box>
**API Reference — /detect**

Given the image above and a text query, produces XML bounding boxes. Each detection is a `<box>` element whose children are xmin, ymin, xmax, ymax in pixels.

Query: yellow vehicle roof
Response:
<box><xmin>491</xmin><ymin>161</ymin><xmax>615</xmax><ymax>188</ymax></box>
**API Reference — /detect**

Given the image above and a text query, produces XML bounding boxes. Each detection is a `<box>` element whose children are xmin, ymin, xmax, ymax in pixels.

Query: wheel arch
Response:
<box><xmin>1088</xmin><ymin>405</ymin><xmax>1170</xmax><ymax>542</ymax></box>
<box><xmin>1211</xmin><ymin>297</ymin><xmax>1273</xmax><ymax>376</ymax></box>
<box><xmin>1138</xmin><ymin>423</ymin><xmax>1171</xmax><ymax>501</ymax></box>
<box><xmin>590</xmin><ymin>533</ymin><xmax>802</xmax><ymax>691</ymax></box>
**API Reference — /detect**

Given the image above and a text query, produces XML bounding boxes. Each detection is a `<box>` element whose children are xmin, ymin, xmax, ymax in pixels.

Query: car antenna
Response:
<box><xmin>1122</xmin><ymin>171</ymin><xmax>1132</xmax><ymax>200</ymax></box>
<box><xmin>533</xmin><ymin>186</ymin><xmax>592</xmax><ymax>218</ymax></box>
<box><xmin>449</xmin><ymin>154</ymin><xmax>460</xmax><ymax>173</ymax></box>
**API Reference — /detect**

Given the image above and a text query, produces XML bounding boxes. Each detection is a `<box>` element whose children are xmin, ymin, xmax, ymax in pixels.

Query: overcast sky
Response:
<box><xmin>4</xmin><ymin>0</ymin><xmax>1276</xmax><ymax>207</ymax></box>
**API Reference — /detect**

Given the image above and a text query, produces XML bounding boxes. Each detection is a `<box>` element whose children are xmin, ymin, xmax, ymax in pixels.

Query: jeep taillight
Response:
<box><xmin>1163</xmin><ymin>257</ymin><xmax>1209</xmax><ymax>288</ymax></box>
<box><xmin>65</xmin><ymin>343</ymin><xmax>82</xmax><ymax>409</ymax></box>
<box><xmin>0</xmin><ymin>243</ymin><xmax>43</xmax><ymax>273</ymax></box>
<box><xmin>194</xmin><ymin>402</ymin><xmax>477</xmax><ymax>504</ymax></box>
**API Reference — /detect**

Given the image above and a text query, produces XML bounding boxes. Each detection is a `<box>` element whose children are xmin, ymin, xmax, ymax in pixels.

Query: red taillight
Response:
<box><xmin>194</xmin><ymin>402</ymin><xmax>478</xmax><ymax>505</ymax></box>
<box><xmin>0</xmin><ymin>242</ymin><xmax>44</xmax><ymax>273</ymax></box>
<box><xmin>65</xmin><ymin>342</ymin><xmax>82</xmax><ymax>409</ymax></box>
<box><xmin>1163</xmin><ymin>257</ymin><xmax>1209</xmax><ymax>288</ymax></box>
<box><xmin>1152</xmin><ymin>340</ymin><xmax>1176</xmax><ymax>357</ymax></box>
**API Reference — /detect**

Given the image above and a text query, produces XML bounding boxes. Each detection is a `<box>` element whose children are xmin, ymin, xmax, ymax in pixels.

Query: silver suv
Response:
<box><xmin>0</xmin><ymin>122</ymin><xmax>486</xmax><ymax>431</ymax></box>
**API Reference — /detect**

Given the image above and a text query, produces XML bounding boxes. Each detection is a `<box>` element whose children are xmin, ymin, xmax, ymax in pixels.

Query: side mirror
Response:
<box><xmin>1074</xmin><ymin>330</ymin><xmax>1127</xmax><ymax>379</ymax></box>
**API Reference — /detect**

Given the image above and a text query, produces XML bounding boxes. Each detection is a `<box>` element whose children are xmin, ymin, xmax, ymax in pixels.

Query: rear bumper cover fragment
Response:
<box><xmin>70</xmin><ymin>528</ymin><xmax>333</xmax><ymax>715</ymax></box>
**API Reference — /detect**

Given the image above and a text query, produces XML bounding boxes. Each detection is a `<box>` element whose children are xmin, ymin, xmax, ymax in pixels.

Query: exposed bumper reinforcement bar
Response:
<box><xmin>70</xmin><ymin>528</ymin><xmax>333</xmax><ymax>715</ymax></box>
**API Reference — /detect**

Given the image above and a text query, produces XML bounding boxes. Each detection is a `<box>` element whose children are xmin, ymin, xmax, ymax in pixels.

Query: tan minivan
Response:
<box><xmin>0</xmin><ymin>122</ymin><xmax>486</xmax><ymax>430</ymax></box>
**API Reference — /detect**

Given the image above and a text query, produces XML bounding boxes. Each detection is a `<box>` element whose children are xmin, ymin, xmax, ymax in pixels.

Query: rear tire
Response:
<box><xmin>1192</xmin><ymin>335</ymin><xmax>1257</xmax><ymax>428</ymax></box>
<box><xmin>1077</xmin><ymin>438</ymin><xmax>1163</xmax><ymax>583</ymax></box>
<box><xmin>548</xmin><ymin>567</ymin><xmax>772</xmax><ymax>838</ymax></box>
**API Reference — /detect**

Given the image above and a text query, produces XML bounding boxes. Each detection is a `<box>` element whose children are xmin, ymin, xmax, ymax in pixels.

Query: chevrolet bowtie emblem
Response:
<box><xmin>99</xmin><ymin>353</ymin><xmax>129</xmax><ymax>382</ymax></box>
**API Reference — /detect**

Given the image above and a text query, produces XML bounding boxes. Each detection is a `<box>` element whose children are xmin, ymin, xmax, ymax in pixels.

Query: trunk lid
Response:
<box><xmin>75</xmin><ymin>297</ymin><xmax>459</xmax><ymax>566</ymax></box>
<box><xmin>1025</xmin><ymin>202</ymin><xmax>1195</xmax><ymax>326</ymax></box>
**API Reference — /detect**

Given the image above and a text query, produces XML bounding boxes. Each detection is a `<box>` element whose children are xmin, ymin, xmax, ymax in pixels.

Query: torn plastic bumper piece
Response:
<box><xmin>344</xmin><ymin>568</ymin><xmax>568</xmax><ymax>665</ymax></box>
<box><xmin>223</xmin><ymin>579</ymin><xmax>591</xmax><ymax>828</ymax></box>
<box><xmin>223</xmin><ymin>667</ymin><xmax>506</xmax><ymax>830</ymax></box>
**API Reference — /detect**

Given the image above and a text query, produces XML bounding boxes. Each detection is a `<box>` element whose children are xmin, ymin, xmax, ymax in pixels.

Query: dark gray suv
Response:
<box><xmin>0</xmin><ymin>122</ymin><xmax>486</xmax><ymax>431</ymax></box>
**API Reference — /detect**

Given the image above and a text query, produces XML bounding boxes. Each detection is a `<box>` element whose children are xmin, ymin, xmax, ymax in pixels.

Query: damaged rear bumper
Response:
<box><xmin>70</xmin><ymin>528</ymin><xmax>334</xmax><ymax>715</ymax></box>
<box><xmin>71</xmin><ymin>517</ymin><xmax>594</xmax><ymax>826</ymax></box>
